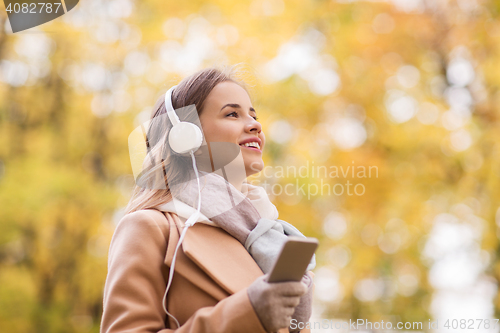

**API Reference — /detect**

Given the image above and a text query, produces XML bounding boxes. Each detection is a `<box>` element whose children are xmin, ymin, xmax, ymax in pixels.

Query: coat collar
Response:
<box><xmin>161</xmin><ymin>211</ymin><xmax>263</xmax><ymax>298</ymax></box>
<box><xmin>184</xmin><ymin>223</ymin><xmax>264</xmax><ymax>294</ymax></box>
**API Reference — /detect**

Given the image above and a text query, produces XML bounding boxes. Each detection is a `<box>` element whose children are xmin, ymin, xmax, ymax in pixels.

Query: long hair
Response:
<box><xmin>125</xmin><ymin>64</ymin><xmax>252</xmax><ymax>214</ymax></box>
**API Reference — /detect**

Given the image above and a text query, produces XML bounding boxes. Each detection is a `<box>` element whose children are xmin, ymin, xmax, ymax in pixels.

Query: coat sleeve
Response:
<box><xmin>100</xmin><ymin>210</ymin><xmax>268</xmax><ymax>333</ymax></box>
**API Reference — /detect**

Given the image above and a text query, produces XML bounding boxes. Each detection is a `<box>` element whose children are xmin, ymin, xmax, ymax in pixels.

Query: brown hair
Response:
<box><xmin>125</xmin><ymin>64</ymin><xmax>251</xmax><ymax>214</ymax></box>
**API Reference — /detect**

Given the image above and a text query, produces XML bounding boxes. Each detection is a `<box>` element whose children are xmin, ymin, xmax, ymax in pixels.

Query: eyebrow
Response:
<box><xmin>220</xmin><ymin>103</ymin><xmax>256</xmax><ymax>113</ymax></box>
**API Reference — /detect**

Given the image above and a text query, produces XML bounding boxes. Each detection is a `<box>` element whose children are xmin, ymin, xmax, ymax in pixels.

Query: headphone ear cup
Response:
<box><xmin>168</xmin><ymin>122</ymin><xmax>203</xmax><ymax>154</ymax></box>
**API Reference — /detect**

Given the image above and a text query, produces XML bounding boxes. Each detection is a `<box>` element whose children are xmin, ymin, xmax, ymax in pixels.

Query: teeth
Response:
<box><xmin>241</xmin><ymin>142</ymin><xmax>260</xmax><ymax>149</ymax></box>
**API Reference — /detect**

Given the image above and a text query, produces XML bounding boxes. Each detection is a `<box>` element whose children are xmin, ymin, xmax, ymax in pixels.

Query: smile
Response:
<box><xmin>239</xmin><ymin>141</ymin><xmax>261</xmax><ymax>151</ymax></box>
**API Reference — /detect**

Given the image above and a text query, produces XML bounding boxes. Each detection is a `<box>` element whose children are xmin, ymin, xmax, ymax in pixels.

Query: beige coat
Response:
<box><xmin>100</xmin><ymin>208</ymin><xmax>312</xmax><ymax>333</ymax></box>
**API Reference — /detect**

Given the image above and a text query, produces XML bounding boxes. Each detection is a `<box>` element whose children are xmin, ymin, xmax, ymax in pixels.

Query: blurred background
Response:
<box><xmin>1</xmin><ymin>0</ymin><xmax>500</xmax><ymax>332</ymax></box>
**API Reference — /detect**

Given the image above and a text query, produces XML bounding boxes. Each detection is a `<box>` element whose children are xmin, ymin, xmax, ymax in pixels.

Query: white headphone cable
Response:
<box><xmin>162</xmin><ymin>150</ymin><xmax>201</xmax><ymax>328</ymax></box>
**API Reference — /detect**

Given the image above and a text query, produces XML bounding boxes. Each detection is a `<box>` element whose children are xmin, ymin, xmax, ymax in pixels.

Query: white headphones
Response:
<box><xmin>162</xmin><ymin>84</ymin><xmax>203</xmax><ymax>328</ymax></box>
<box><xmin>164</xmin><ymin>85</ymin><xmax>204</xmax><ymax>155</ymax></box>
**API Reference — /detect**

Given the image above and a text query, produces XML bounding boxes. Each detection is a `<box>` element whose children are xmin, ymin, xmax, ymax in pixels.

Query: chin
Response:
<box><xmin>246</xmin><ymin>160</ymin><xmax>264</xmax><ymax>176</ymax></box>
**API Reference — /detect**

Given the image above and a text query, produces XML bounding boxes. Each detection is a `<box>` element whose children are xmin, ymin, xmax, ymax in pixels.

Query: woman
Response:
<box><xmin>100</xmin><ymin>65</ymin><xmax>315</xmax><ymax>333</ymax></box>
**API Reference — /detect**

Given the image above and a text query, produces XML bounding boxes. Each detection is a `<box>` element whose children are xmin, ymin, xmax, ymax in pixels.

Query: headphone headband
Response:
<box><xmin>165</xmin><ymin>85</ymin><xmax>180</xmax><ymax>126</ymax></box>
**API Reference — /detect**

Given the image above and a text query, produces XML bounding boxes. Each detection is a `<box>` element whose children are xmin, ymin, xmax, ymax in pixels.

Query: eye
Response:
<box><xmin>226</xmin><ymin>111</ymin><xmax>238</xmax><ymax>118</ymax></box>
<box><xmin>252</xmin><ymin>116</ymin><xmax>259</xmax><ymax>121</ymax></box>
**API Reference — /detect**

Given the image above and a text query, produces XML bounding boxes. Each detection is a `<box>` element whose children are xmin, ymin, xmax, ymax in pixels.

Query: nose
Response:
<box><xmin>245</xmin><ymin>116</ymin><xmax>262</xmax><ymax>134</ymax></box>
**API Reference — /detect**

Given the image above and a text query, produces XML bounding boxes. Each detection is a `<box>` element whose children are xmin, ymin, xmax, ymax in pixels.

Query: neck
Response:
<box><xmin>218</xmin><ymin>165</ymin><xmax>246</xmax><ymax>193</ymax></box>
<box><xmin>229</xmin><ymin>178</ymin><xmax>244</xmax><ymax>192</ymax></box>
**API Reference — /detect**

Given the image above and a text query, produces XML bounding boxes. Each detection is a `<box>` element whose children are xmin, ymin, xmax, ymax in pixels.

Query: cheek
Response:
<box><xmin>200</xmin><ymin>118</ymin><xmax>220</xmax><ymax>141</ymax></box>
<box><xmin>202</xmin><ymin>121</ymin><xmax>240</xmax><ymax>143</ymax></box>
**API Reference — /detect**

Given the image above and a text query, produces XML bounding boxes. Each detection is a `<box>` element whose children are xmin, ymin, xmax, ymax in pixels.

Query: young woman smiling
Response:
<box><xmin>100</xmin><ymin>65</ymin><xmax>315</xmax><ymax>333</ymax></box>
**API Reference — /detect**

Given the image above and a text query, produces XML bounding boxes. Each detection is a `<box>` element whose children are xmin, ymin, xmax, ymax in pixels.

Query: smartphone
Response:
<box><xmin>267</xmin><ymin>236</ymin><xmax>319</xmax><ymax>283</ymax></box>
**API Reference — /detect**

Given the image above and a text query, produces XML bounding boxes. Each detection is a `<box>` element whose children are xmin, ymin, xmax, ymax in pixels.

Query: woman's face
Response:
<box><xmin>199</xmin><ymin>81</ymin><xmax>265</xmax><ymax>177</ymax></box>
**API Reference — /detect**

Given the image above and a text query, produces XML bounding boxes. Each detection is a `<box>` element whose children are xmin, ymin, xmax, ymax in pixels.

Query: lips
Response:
<box><xmin>238</xmin><ymin>137</ymin><xmax>262</xmax><ymax>151</ymax></box>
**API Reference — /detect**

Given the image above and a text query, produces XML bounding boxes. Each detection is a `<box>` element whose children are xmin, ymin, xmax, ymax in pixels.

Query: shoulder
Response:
<box><xmin>111</xmin><ymin>209</ymin><xmax>179</xmax><ymax>251</ymax></box>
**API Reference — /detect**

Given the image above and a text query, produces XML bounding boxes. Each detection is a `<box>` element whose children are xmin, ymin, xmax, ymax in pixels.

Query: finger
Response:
<box><xmin>273</xmin><ymin>281</ymin><xmax>304</xmax><ymax>293</ymax></box>
<box><xmin>274</xmin><ymin>281</ymin><xmax>307</xmax><ymax>296</ymax></box>
<box><xmin>281</xmin><ymin>296</ymin><xmax>301</xmax><ymax>308</ymax></box>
